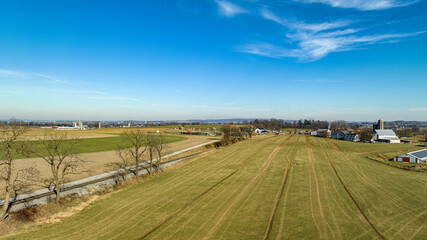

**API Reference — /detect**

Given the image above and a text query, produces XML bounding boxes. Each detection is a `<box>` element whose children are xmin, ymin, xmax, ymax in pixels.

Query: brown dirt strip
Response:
<box><xmin>326</xmin><ymin>139</ymin><xmax>341</xmax><ymax>152</ymax></box>
<box><xmin>263</xmin><ymin>135</ymin><xmax>298</xmax><ymax>240</ymax></box>
<box><xmin>138</xmin><ymin>137</ymin><xmax>279</xmax><ymax>240</ymax></box>
<box><xmin>317</xmin><ymin>139</ymin><xmax>385</xmax><ymax>240</ymax></box>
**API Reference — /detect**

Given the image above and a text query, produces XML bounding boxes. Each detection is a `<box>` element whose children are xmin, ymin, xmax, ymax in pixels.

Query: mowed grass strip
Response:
<box><xmin>0</xmin><ymin>135</ymin><xmax>186</xmax><ymax>160</ymax></box>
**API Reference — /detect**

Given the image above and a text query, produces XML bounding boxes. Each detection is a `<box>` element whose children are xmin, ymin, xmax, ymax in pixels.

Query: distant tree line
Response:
<box><xmin>246</xmin><ymin>118</ymin><xmax>329</xmax><ymax>131</ymax></box>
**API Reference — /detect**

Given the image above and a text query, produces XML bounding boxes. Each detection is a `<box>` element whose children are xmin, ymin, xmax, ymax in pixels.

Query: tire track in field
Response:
<box><xmin>407</xmin><ymin>216</ymin><xmax>427</xmax><ymax>240</ymax></box>
<box><xmin>316</xmin><ymin>138</ymin><xmax>385</xmax><ymax>240</ymax></box>
<box><xmin>217</xmin><ymin>142</ymin><xmax>295</xmax><ymax>239</ymax></box>
<box><xmin>157</xmin><ymin>161</ymin><xmax>246</xmax><ymax>240</ymax></box>
<box><xmin>324</xmin><ymin>141</ymin><xmax>424</xmax><ymax>219</ymax></box>
<box><xmin>61</xmin><ymin>147</ymin><xmax>243</xmax><ymax>240</ymax></box>
<box><xmin>181</xmin><ymin>138</ymin><xmax>294</xmax><ymax>240</ymax></box>
<box><xmin>153</xmin><ymin>139</ymin><xmax>285</xmax><ymax>240</ymax></box>
<box><xmin>387</xmin><ymin>209</ymin><xmax>427</xmax><ymax>238</ymax></box>
<box><xmin>263</xmin><ymin>136</ymin><xmax>299</xmax><ymax>240</ymax></box>
<box><xmin>322</xmin><ymin>140</ymin><xmax>419</xmax><ymax>216</ymax></box>
<box><xmin>306</xmin><ymin>136</ymin><xmax>333</xmax><ymax>239</ymax></box>
<box><xmin>109</xmin><ymin>139</ymin><xmax>279</xmax><ymax>239</ymax></box>
<box><xmin>326</xmin><ymin>139</ymin><xmax>341</xmax><ymax>152</ymax></box>
<box><xmin>203</xmin><ymin>136</ymin><xmax>294</xmax><ymax>239</ymax></box>
<box><xmin>138</xmin><ymin>136</ymin><xmax>283</xmax><ymax>240</ymax></box>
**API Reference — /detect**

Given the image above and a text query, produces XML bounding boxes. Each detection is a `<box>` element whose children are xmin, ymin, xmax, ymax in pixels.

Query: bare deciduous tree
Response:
<box><xmin>29</xmin><ymin>132</ymin><xmax>86</xmax><ymax>203</ymax></box>
<box><xmin>154</xmin><ymin>134</ymin><xmax>168</xmax><ymax>172</ymax></box>
<box><xmin>116</xmin><ymin>129</ymin><xmax>147</xmax><ymax>177</ymax></box>
<box><xmin>358</xmin><ymin>129</ymin><xmax>374</xmax><ymax>142</ymax></box>
<box><xmin>0</xmin><ymin>119</ymin><xmax>35</xmax><ymax>219</ymax></box>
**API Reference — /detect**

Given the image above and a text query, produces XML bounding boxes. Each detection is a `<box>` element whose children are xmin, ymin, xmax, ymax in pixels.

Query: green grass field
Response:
<box><xmin>4</xmin><ymin>135</ymin><xmax>426</xmax><ymax>239</ymax></box>
<box><xmin>0</xmin><ymin>135</ymin><xmax>186</xmax><ymax>160</ymax></box>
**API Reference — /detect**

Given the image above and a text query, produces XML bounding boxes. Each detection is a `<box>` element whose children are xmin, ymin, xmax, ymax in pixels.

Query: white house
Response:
<box><xmin>374</xmin><ymin>129</ymin><xmax>400</xmax><ymax>143</ymax></box>
<box><xmin>311</xmin><ymin>131</ymin><xmax>317</xmax><ymax>136</ymax></box>
<box><xmin>395</xmin><ymin>149</ymin><xmax>427</xmax><ymax>163</ymax></box>
<box><xmin>254</xmin><ymin>128</ymin><xmax>267</xmax><ymax>134</ymax></box>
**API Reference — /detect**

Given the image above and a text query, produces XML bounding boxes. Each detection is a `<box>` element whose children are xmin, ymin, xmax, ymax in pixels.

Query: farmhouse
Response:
<box><xmin>395</xmin><ymin>149</ymin><xmax>427</xmax><ymax>163</ymax></box>
<box><xmin>344</xmin><ymin>133</ymin><xmax>360</xmax><ymax>142</ymax></box>
<box><xmin>337</xmin><ymin>130</ymin><xmax>353</xmax><ymax>140</ymax></box>
<box><xmin>316</xmin><ymin>129</ymin><xmax>331</xmax><ymax>138</ymax></box>
<box><xmin>374</xmin><ymin>129</ymin><xmax>400</xmax><ymax>143</ymax></box>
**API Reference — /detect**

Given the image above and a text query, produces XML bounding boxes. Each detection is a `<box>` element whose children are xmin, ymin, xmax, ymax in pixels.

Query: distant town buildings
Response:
<box><xmin>56</xmin><ymin>120</ymin><xmax>86</xmax><ymax>130</ymax></box>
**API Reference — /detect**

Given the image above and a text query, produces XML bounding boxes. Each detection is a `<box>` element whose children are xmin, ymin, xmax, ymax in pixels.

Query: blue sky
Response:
<box><xmin>0</xmin><ymin>0</ymin><xmax>426</xmax><ymax>121</ymax></box>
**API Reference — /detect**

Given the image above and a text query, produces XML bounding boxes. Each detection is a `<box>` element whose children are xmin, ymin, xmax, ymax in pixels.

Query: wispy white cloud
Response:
<box><xmin>238</xmin><ymin>31</ymin><xmax>426</xmax><ymax>61</ymax></box>
<box><xmin>0</xmin><ymin>68</ymin><xmax>91</xmax><ymax>86</ymax></box>
<box><xmin>291</xmin><ymin>79</ymin><xmax>343</xmax><ymax>83</ymax></box>
<box><xmin>216</xmin><ymin>0</ymin><xmax>249</xmax><ymax>17</ymax></box>
<box><xmin>0</xmin><ymin>69</ymin><xmax>29</xmax><ymax>78</ymax></box>
<box><xmin>294</xmin><ymin>0</ymin><xmax>420</xmax><ymax>10</ymax></box>
<box><xmin>260</xmin><ymin>8</ymin><xmax>351</xmax><ymax>32</ymax></box>
<box><xmin>240</xmin><ymin>8</ymin><xmax>427</xmax><ymax>61</ymax></box>
<box><xmin>409</xmin><ymin>107</ymin><xmax>427</xmax><ymax>111</ymax></box>
<box><xmin>89</xmin><ymin>96</ymin><xmax>145</xmax><ymax>103</ymax></box>
<box><xmin>194</xmin><ymin>105</ymin><xmax>242</xmax><ymax>110</ymax></box>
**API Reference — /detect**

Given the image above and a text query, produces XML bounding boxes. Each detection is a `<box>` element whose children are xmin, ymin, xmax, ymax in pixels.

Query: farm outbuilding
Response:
<box><xmin>316</xmin><ymin>129</ymin><xmax>331</xmax><ymax>138</ymax></box>
<box><xmin>374</xmin><ymin>129</ymin><xmax>400</xmax><ymax>143</ymax></box>
<box><xmin>395</xmin><ymin>149</ymin><xmax>427</xmax><ymax>163</ymax></box>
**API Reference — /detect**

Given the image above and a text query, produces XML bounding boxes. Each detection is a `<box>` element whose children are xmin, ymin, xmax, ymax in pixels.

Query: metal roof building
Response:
<box><xmin>374</xmin><ymin>129</ymin><xmax>400</xmax><ymax>143</ymax></box>
<box><xmin>395</xmin><ymin>149</ymin><xmax>427</xmax><ymax>163</ymax></box>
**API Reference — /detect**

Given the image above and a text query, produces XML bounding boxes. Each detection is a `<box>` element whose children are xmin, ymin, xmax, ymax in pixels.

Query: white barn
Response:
<box><xmin>254</xmin><ymin>128</ymin><xmax>267</xmax><ymax>134</ymax></box>
<box><xmin>395</xmin><ymin>149</ymin><xmax>427</xmax><ymax>163</ymax></box>
<box><xmin>374</xmin><ymin>129</ymin><xmax>400</xmax><ymax>143</ymax></box>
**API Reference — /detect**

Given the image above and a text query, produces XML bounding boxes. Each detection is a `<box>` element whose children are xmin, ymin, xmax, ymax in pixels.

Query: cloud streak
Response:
<box><xmin>215</xmin><ymin>0</ymin><xmax>249</xmax><ymax>17</ymax></box>
<box><xmin>409</xmin><ymin>107</ymin><xmax>427</xmax><ymax>111</ymax></box>
<box><xmin>237</xmin><ymin>8</ymin><xmax>427</xmax><ymax>61</ymax></box>
<box><xmin>294</xmin><ymin>0</ymin><xmax>421</xmax><ymax>10</ymax></box>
